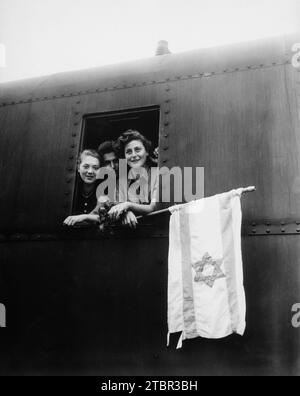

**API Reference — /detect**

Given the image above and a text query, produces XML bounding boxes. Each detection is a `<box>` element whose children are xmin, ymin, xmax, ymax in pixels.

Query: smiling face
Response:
<box><xmin>125</xmin><ymin>139</ymin><xmax>149</xmax><ymax>169</ymax></box>
<box><xmin>78</xmin><ymin>154</ymin><xmax>100</xmax><ymax>184</ymax></box>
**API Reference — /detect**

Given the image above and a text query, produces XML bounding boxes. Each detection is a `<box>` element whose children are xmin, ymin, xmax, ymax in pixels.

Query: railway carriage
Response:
<box><xmin>0</xmin><ymin>33</ymin><xmax>300</xmax><ymax>375</ymax></box>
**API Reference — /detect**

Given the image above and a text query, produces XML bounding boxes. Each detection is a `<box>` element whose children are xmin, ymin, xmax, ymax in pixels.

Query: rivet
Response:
<box><xmin>266</xmin><ymin>222</ymin><xmax>271</xmax><ymax>226</ymax></box>
<box><xmin>281</xmin><ymin>229</ymin><xmax>286</xmax><ymax>233</ymax></box>
<box><xmin>163</xmin><ymin>147</ymin><xmax>169</xmax><ymax>151</ymax></box>
<box><xmin>75</xmin><ymin>111</ymin><xmax>80</xmax><ymax>115</ymax></box>
<box><xmin>296</xmin><ymin>221</ymin><xmax>300</xmax><ymax>225</ymax></box>
<box><xmin>164</xmin><ymin>134</ymin><xmax>169</xmax><ymax>138</ymax></box>
<box><xmin>297</xmin><ymin>229</ymin><xmax>300</xmax><ymax>233</ymax></box>
<box><xmin>69</xmin><ymin>155</ymin><xmax>74</xmax><ymax>160</ymax></box>
<box><xmin>70</xmin><ymin>145</ymin><xmax>75</xmax><ymax>149</ymax></box>
<box><xmin>66</xmin><ymin>179</ymin><xmax>72</xmax><ymax>184</ymax></box>
<box><xmin>72</xmin><ymin>133</ymin><xmax>77</xmax><ymax>137</ymax></box>
<box><xmin>252</xmin><ymin>222</ymin><xmax>256</xmax><ymax>227</ymax></box>
<box><xmin>164</xmin><ymin>110</ymin><xmax>170</xmax><ymax>114</ymax></box>
<box><xmin>165</xmin><ymin>99</ymin><xmax>170</xmax><ymax>103</ymax></box>
<box><xmin>162</xmin><ymin>159</ymin><xmax>168</xmax><ymax>163</ymax></box>
<box><xmin>281</xmin><ymin>222</ymin><xmax>285</xmax><ymax>226</ymax></box>
<box><xmin>252</xmin><ymin>229</ymin><xmax>257</xmax><ymax>234</ymax></box>
<box><xmin>266</xmin><ymin>229</ymin><xmax>271</xmax><ymax>234</ymax></box>
<box><xmin>164</xmin><ymin>121</ymin><xmax>169</xmax><ymax>127</ymax></box>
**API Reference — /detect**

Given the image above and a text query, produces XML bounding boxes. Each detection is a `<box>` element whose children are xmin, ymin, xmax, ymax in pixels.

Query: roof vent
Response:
<box><xmin>155</xmin><ymin>40</ymin><xmax>171</xmax><ymax>56</ymax></box>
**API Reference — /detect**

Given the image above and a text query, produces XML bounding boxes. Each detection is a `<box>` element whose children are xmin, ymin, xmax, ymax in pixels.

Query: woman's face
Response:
<box><xmin>125</xmin><ymin>139</ymin><xmax>148</xmax><ymax>169</ymax></box>
<box><xmin>78</xmin><ymin>155</ymin><xmax>100</xmax><ymax>184</ymax></box>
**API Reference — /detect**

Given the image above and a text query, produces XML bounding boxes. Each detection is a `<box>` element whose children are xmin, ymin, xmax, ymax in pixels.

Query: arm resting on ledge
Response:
<box><xmin>63</xmin><ymin>214</ymin><xmax>100</xmax><ymax>227</ymax></box>
<box><xmin>108</xmin><ymin>201</ymin><xmax>157</xmax><ymax>221</ymax></box>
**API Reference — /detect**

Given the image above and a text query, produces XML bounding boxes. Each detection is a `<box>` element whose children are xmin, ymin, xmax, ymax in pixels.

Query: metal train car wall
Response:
<box><xmin>0</xmin><ymin>34</ymin><xmax>300</xmax><ymax>375</ymax></box>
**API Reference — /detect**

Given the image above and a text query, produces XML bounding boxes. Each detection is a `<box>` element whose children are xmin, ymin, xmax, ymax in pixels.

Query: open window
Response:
<box><xmin>72</xmin><ymin>106</ymin><xmax>160</xmax><ymax>227</ymax></box>
<box><xmin>81</xmin><ymin>106</ymin><xmax>160</xmax><ymax>150</ymax></box>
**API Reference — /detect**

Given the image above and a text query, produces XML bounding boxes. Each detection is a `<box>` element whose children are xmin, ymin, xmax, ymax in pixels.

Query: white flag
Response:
<box><xmin>168</xmin><ymin>190</ymin><xmax>246</xmax><ymax>349</ymax></box>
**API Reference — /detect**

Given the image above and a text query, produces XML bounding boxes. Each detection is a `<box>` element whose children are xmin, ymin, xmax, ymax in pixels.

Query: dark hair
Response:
<box><xmin>77</xmin><ymin>149</ymin><xmax>100</xmax><ymax>167</ymax></box>
<box><xmin>97</xmin><ymin>141</ymin><xmax>117</xmax><ymax>164</ymax></box>
<box><xmin>116</xmin><ymin>130</ymin><xmax>152</xmax><ymax>158</ymax></box>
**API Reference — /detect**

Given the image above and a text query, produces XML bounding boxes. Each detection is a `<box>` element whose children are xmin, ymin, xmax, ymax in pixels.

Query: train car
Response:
<box><xmin>0</xmin><ymin>33</ymin><xmax>300</xmax><ymax>376</ymax></box>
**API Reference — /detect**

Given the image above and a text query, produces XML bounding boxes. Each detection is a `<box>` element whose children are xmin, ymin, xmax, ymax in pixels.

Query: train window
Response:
<box><xmin>71</xmin><ymin>106</ymin><xmax>160</xmax><ymax>231</ymax></box>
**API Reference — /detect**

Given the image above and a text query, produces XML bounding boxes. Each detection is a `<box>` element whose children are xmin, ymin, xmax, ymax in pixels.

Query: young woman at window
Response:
<box><xmin>108</xmin><ymin>130</ymin><xmax>158</xmax><ymax>228</ymax></box>
<box><xmin>63</xmin><ymin>150</ymin><xmax>101</xmax><ymax>227</ymax></box>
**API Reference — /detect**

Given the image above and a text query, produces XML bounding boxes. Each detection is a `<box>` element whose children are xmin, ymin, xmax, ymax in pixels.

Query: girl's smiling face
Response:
<box><xmin>78</xmin><ymin>155</ymin><xmax>100</xmax><ymax>184</ymax></box>
<box><xmin>125</xmin><ymin>139</ymin><xmax>148</xmax><ymax>169</ymax></box>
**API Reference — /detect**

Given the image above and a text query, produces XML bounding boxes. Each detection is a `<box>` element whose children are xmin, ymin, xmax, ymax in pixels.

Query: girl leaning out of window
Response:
<box><xmin>63</xmin><ymin>150</ymin><xmax>101</xmax><ymax>227</ymax></box>
<box><xmin>108</xmin><ymin>130</ymin><xmax>158</xmax><ymax>229</ymax></box>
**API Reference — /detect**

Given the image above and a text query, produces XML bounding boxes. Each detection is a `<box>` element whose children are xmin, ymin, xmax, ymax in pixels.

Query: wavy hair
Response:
<box><xmin>115</xmin><ymin>130</ymin><xmax>152</xmax><ymax>158</ymax></box>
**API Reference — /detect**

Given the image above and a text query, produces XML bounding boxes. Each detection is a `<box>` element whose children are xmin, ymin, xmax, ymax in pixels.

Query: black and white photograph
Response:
<box><xmin>0</xmin><ymin>0</ymin><xmax>300</xmax><ymax>379</ymax></box>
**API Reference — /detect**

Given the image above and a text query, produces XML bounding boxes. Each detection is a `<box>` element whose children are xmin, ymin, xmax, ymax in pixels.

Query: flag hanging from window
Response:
<box><xmin>167</xmin><ymin>189</ymin><xmax>246</xmax><ymax>349</ymax></box>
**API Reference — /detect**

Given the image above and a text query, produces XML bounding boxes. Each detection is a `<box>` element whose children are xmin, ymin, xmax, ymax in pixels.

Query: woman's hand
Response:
<box><xmin>122</xmin><ymin>211</ymin><xmax>138</xmax><ymax>229</ymax></box>
<box><xmin>63</xmin><ymin>215</ymin><xmax>89</xmax><ymax>227</ymax></box>
<box><xmin>108</xmin><ymin>202</ymin><xmax>131</xmax><ymax>221</ymax></box>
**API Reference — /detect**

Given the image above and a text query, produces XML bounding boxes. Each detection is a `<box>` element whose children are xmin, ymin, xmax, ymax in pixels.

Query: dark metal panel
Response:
<box><xmin>0</xmin><ymin>98</ymin><xmax>81</xmax><ymax>231</ymax></box>
<box><xmin>165</xmin><ymin>64</ymin><xmax>300</xmax><ymax>220</ymax></box>
<box><xmin>287</xmin><ymin>63</ymin><xmax>300</xmax><ymax>218</ymax></box>
<box><xmin>0</xmin><ymin>235</ymin><xmax>299</xmax><ymax>375</ymax></box>
<box><xmin>0</xmin><ymin>103</ymin><xmax>32</xmax><ymax>230</ymax></box>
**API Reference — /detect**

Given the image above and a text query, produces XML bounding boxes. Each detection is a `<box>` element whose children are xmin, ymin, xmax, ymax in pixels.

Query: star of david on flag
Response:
<box><xmin>192</xmin><ymin>253</ymin><xmax>226</xmax><ymax>287</ymax></box>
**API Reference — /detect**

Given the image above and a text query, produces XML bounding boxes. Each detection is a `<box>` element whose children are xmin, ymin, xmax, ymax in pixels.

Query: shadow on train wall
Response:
<box><xmin>0</xmin><ymin>33</ymin><xmax>300</xmax><ymax>375</ymax></box>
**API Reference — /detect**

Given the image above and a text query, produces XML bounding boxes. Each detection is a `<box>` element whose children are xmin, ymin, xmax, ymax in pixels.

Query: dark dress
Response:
<box><xmin>73</xmin><ymin>179</ymin><xmax>100</xmax><ymax>215</ymax></box>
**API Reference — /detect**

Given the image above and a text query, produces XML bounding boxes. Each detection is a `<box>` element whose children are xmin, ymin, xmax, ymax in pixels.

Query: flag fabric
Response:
<box><xmin>167</xmin><ymin>189</ymin><xmax>246</xmax><ymax>349</ymax></box>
